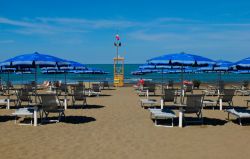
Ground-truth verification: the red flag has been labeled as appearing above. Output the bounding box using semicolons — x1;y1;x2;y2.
115;34;120;41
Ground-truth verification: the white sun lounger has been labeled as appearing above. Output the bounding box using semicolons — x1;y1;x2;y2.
225;109;250;126
149;108;176;127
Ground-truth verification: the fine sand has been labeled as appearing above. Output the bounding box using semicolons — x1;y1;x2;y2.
1;85;250;159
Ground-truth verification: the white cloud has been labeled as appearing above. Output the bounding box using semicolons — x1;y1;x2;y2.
0;40;14;44
0;17;138;35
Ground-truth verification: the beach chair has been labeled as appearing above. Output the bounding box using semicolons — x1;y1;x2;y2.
202;85;217;96
6;81;13;89
149;108;176;127
162;89;177;106
72;87;87;108
225;109;250;126
184;84;193;94
16;89;33;107
218;80;225;94
57;83;68;95
137;83;156;97
40;94;65;123
147;83;156;96
40;80;50;89
101;81;110;89
0;84;5;95
88;83;101;96
233;82;249;96
164;80;174;89
216;89;235;108
181;94;204;125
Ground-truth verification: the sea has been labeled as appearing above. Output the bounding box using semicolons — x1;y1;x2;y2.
0;64;250;85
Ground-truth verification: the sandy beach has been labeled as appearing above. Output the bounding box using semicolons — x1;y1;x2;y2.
1;85;250;159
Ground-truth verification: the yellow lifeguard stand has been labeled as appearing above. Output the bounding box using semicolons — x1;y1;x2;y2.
113;57;124;87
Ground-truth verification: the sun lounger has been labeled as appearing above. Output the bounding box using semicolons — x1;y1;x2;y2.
149;108;176;127
140;99;157;109
40;94;65;123
202;85;217;96
85;83;101;96
181;94;204;125
236;90;250;96
225;109;250;125
162;89;178;105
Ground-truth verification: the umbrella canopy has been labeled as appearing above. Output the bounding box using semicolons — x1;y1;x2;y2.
213;60;232;71
147;52;215;65
67;61;87;70
215;60;232;66
0;52;69;67
197;65;214;72
233;57;250;67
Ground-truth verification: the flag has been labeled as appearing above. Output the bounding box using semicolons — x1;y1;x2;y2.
115;34;120;41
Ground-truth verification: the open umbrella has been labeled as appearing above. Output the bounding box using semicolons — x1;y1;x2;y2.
0;52;69;102
214;60;233;71
147;52;215;101
233;57;250;72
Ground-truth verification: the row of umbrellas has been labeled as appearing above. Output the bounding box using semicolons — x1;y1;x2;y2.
0;52;108;95
130;52;250;97
132;52;250;75
0;52;107;74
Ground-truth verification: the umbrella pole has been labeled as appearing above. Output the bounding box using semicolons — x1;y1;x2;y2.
0;67;1;85
7;70;10;94
21;70;23;86
64;71;67;93
34;67;37;103
89;73;91;89
161;68;163;95
181;64;184;104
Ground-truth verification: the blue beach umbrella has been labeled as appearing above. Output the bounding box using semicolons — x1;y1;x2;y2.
147;52;215;66
214;60;233;71
0;52;69;67
68;61;87;70
233;57;250;68
197;65;214;72
0;52;70;101
147;52;216;97
232;57;250;74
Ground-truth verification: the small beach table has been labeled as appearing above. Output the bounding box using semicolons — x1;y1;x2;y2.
12;107;39;126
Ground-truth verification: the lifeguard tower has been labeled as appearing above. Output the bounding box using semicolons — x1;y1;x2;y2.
113;34;124;87
114;57;124;87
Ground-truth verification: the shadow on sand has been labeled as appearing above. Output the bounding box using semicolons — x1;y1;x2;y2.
68;104;105;109
41;116;96;125
154;117;227;127
0;115;16;122
63;116;96;124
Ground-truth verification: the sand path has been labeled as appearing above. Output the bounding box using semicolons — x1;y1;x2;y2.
0;87;250;159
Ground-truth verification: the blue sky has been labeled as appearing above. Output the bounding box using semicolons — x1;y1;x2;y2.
1;0;250;64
